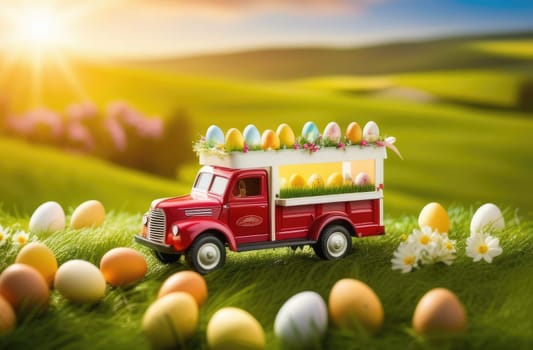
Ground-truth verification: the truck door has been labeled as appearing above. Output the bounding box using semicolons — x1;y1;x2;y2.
227;174;269;244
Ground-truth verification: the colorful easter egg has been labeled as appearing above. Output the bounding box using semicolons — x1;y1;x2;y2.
301;121;319;143
261;129;280;150
205;125;225;148
363;121;380;143
346;122;362;144
289;174;306;189
355;172;371;186
225;128;245;152
326;172;344;187
276;123;295;148
307;174;324;189
243;124;261;149
323;122;341;144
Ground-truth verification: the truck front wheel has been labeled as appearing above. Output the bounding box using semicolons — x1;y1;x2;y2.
186;234;226;274
314;224;352;260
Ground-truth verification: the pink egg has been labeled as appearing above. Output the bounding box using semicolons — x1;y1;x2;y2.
355;172;371;186
323;122;341;143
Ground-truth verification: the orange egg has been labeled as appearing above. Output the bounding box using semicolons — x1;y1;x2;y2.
158;271;208;306
0;296;16;335
261;129;280;150
0;264;49;316
346;122;362;144
413;288;467;335
100;247;148;287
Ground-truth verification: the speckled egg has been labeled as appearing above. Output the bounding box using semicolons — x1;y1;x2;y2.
206;125;225;148
142;292;198;349
276;123;296;148
158;271;208;307
243;124;261;149
274;291;328;348
207;307;265;350
0;264;49;315
355;172;371;186
418;202;450;234
70;200;105;229
362;121;380;143
413;288;467;336
470;203;505;234
100;247;147;287
29;201;65;233
301;121;319;143
15;242;58;287
329;278;384;335
55;260;106;304
323;122;341;144
0;296;16;335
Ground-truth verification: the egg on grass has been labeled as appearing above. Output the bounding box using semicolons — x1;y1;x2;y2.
70;200;106;229
354;172;371;186
243;125;261;149
288;174;306;189
470;203;505;234
15;242;58;287
0;264;49;316
100;247;147;287
0;296;16;335
326;172;344;187
207;307;265;350
323;122;341;144
301;121;319;143
418;202;450;234
29;201;65;233
307;174;324;189
54;260;106;304
158;271;208;307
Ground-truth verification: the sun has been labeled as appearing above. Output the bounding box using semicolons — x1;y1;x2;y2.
13;7;69;50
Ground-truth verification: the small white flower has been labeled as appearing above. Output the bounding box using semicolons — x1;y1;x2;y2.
434;234;457;266
12;230;30;247
409;226;440;250
392;242;419;273
466;232;502;263
0;225;9;247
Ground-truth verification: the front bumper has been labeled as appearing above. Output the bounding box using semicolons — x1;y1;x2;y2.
134;235;177;254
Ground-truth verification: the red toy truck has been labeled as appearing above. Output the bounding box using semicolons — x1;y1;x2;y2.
135;145;388;274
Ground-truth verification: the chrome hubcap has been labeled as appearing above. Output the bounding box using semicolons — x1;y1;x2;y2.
327;232;347;258
197;243;220;270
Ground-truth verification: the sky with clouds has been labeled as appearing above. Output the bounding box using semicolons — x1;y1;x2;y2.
1;0;533;58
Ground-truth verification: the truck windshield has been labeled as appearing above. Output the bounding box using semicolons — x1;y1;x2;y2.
194;172;213;191
210;176;228;196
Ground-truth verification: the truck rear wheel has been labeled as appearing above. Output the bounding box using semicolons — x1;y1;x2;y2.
153;251;181;263
314;224;352;260
186;234;226;274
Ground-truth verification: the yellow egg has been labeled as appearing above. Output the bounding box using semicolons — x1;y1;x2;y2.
55;260;106;304
142;292;198;349
158;271;208;307
307;174;324;189
346;122;362;144
288;174;306;189
70;200;105;229
15;242;58;287
418;202;450;234
276;123;295;148
261;129;280;150
0;264;49;316
329;278;384;335
413;288;467;336
207;307;265;350
326;172;344;187
0;296;16;335
225;128;245;152
100;247;147;287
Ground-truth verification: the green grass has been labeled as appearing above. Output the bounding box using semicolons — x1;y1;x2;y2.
0;206;532;349
280;184;376;199
471;39;533;59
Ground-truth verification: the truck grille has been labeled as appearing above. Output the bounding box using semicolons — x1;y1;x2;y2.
148;208;166;243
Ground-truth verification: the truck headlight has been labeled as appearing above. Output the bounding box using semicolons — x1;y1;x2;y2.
171;224;179;236
142;213;149;226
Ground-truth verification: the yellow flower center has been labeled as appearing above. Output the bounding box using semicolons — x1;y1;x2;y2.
478;244;488;254
403;256;415;266
420;235;430;245
16;235;27;245
445;242;454;250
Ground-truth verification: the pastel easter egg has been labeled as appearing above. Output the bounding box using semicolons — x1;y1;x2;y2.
363;121;380;143
323;122;341;144
0;264;49;316
413;288;467;336
346;122;363;144
274;291;328;348
289;174;306;189
29;201;65;233
225;128;245;152
301;121;319;143
355;172;371;186
276;123;295;148
470;203;505;234
158;271;208;307
70;200;105;229
100;247;147;287
54;260;106;304
307;174;324;189
207;307;265;350
206;125;225;148
15;242;58;287
142;292;198;349
243;124;261;149
261;129;280;150
326;172;344;187
418;202;450;234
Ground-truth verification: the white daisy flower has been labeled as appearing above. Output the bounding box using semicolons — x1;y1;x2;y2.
392;242;419;273
434;235;457;266
466;232;502;263
408;226;440;250
12;230;30;247
0;225;9;247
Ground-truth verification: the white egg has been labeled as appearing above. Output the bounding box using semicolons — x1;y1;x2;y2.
274;291;328;348
29;201;65;233
362;121;380;143
470;203;505;234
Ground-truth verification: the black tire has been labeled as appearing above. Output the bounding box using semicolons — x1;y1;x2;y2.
315;224;352;260
185;234;226;274
153;250;181;263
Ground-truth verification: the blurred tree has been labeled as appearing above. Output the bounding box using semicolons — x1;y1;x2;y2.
517;79;533;112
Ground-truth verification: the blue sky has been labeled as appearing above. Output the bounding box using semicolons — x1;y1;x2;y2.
1;0;532;58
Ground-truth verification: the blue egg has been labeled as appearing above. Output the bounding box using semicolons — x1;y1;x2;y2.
205;125;225;147
243;124;261;148
302;121;319;143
